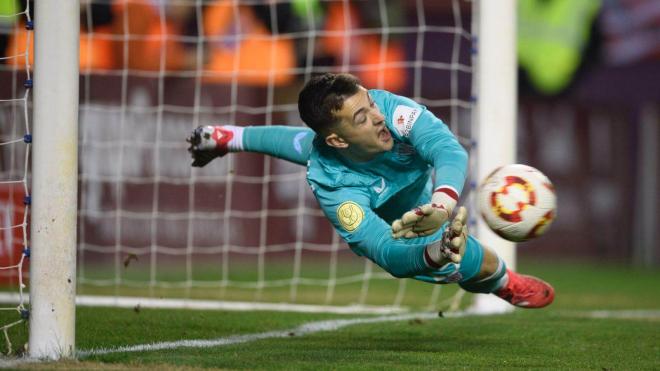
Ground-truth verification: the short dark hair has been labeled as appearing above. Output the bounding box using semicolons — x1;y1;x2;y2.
298;73;361;135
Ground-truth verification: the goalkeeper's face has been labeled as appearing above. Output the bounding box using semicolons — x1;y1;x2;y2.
326;87;393;160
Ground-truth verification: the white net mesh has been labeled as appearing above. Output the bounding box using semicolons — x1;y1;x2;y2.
0;0;31;354
75;0;475;310
1;0;476;315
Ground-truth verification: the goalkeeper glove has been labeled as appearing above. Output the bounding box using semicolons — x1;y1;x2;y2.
186;125;236;167
391;187;458;239
425;206;468;265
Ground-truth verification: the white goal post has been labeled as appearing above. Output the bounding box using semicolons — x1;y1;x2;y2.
470;0;517;314
28;0;79;359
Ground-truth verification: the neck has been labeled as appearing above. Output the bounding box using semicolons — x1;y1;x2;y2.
336;147;379;163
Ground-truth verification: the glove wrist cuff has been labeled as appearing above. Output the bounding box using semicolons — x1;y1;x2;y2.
213;125;244;152
431;186;458;212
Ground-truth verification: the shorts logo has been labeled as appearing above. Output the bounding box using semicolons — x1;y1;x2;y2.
392;105;420;137
337;201;364;232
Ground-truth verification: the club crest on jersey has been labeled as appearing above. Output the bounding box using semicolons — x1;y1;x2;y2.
337;201;364;232
392;105;420;137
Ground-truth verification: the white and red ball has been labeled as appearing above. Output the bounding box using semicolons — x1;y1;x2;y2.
478;164;556;242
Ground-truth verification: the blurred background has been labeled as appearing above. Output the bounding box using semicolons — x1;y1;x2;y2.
0;0;657;291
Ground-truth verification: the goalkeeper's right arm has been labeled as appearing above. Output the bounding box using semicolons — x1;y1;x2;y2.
186;125;315;167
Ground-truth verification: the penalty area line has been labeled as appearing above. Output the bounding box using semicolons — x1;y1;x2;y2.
77;311;459;358
76;309;660;357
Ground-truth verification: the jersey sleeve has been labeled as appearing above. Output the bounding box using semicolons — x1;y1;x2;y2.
243;126;315;166
376;90;468;196
311;185;447;278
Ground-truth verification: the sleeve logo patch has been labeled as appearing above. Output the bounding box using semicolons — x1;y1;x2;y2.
293;131;309;154
393;105;420;137
337;201;364;232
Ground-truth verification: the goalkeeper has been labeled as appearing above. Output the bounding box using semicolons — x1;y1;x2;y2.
187;73;554;308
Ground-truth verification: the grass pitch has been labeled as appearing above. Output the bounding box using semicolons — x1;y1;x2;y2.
2;260;659;370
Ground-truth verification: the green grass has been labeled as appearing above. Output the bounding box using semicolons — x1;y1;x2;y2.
76;258;461;308
2;260;659;370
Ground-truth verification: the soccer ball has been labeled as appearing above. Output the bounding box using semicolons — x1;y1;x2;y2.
477;164;556;242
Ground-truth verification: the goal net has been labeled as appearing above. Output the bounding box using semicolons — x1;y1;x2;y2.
0;0;515;319
79;0;478;312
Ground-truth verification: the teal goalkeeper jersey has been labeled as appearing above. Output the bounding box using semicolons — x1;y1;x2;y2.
306;89;468;276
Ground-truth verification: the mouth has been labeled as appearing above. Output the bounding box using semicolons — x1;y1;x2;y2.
379;126;392;142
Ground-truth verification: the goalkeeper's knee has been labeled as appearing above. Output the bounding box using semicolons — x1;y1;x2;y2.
459;255;507;294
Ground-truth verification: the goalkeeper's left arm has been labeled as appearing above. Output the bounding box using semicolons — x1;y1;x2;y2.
372;90;468;238
313;187;463;279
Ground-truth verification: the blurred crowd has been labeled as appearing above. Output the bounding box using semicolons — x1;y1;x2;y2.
0;0;409;92
0;0;658;96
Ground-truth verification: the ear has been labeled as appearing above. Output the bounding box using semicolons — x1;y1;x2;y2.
325;133;348;149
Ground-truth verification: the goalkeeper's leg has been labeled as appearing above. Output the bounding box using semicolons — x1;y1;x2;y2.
417;207;555;309
187;125;314;167
458;244;555;309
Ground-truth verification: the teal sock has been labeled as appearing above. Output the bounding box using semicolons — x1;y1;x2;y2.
243;126;315;166
459;257;508;294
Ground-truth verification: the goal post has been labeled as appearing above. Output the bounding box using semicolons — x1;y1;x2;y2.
29;0;79;359
470;0;517;313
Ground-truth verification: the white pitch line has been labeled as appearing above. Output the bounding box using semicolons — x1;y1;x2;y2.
77;312;450;358
77;308;660;357
564;309;660;320
2;308;658;365
0;292;407;315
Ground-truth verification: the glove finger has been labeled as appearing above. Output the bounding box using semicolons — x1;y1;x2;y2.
413;218;443;235
391;219;404;233
450;236;464;252
400;208;424;225
450;208;467;235
416;228;437;237
455;207;467;225
392;228;413;239
191;151;216;167
403;230;419;239
451;220;462;236
392;224;414;239
418;204;435;215
413;229;435;237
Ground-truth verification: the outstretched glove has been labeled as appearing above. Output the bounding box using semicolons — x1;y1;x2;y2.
426;206;468;265
391;187;458;239
186;125;234;167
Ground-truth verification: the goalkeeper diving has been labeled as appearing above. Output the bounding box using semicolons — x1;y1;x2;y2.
186;73;554;308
